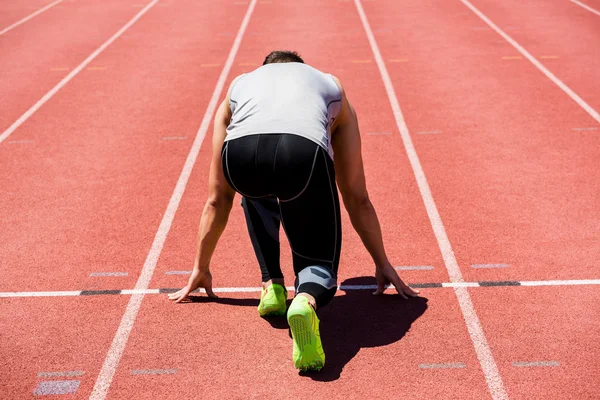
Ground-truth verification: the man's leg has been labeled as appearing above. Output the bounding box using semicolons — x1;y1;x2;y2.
279;147;341;310
241;196;284;285
278;146;341;371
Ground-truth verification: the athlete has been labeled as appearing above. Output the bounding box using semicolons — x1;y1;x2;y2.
168;50;419;371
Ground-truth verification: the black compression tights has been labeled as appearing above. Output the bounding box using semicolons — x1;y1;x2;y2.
222;133;341;308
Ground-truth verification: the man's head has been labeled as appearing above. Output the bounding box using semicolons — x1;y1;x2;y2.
263;50;304;65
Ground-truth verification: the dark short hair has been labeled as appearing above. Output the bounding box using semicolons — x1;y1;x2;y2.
263;50;304;65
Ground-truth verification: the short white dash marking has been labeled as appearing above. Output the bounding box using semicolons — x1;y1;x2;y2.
395;265;434;271
37;371;85;378
165;270;192;275
7;139;34;144
130;369;177;375
89;272;128;277
367;131;392;135
416;130;443;134
572;127;598;131
161;136;188;140
512;361;560;367
471;264;509;269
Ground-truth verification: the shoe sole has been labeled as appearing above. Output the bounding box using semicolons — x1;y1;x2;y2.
288;313;324;371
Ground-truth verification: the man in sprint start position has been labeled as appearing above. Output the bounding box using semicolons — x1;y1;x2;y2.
168;50;419;371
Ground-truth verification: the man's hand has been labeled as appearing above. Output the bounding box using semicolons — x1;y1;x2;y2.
167;268;217;303
374;263;420;299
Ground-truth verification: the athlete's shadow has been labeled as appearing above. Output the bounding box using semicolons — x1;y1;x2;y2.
305;276;428;381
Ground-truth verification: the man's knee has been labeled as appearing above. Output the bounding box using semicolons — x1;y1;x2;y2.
295;265;337;308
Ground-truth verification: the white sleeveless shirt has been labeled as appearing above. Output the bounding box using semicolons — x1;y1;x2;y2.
225;63;342;159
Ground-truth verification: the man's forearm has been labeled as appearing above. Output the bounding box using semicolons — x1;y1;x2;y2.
345;198;390;268
194;198;233;271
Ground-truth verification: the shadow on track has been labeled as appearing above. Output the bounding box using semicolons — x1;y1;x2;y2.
179;275;428;378
305;276;428;381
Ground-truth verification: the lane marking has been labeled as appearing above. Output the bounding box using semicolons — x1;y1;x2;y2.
161;136;188;140
419;362;466;369
462;0;600;125
87;66;107;71
351;59;372;63
572;127;598;131
471;263;509;269
200;63;221;67
34;380;80;395
0;0;65;36
501;56;522;60
0;290;81;297
539;55;559;59
50;67;70;71
389;58;409;63
354;1;507;398
238;62;258;66
89;272;129;277
0;0;162;145
89;1;257;399
3;279;600;298
367;131;392;135
130;369;177;375
395;265;434;271
81;289;122;296
164;270;192;275
37;371;85;378
7;139;35;144
512;361;560;367
570;0;600;16
417;130;442;134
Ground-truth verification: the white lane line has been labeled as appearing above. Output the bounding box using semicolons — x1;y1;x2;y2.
0;0;161;145
570;0;600;16
512;361;560;367
38;371;85;378
89;272;129;277
0;0;64;36
2;279;600;298
471;263;509;269
419;362;466;369
519;279;600;286
88;1;257;399
462;0;600;126
354;1;508;398
0;290;81;297
164;270;192;275
442;282;480;288
366;131;392;135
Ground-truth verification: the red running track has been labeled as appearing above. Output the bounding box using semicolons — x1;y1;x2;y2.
1;0;599;398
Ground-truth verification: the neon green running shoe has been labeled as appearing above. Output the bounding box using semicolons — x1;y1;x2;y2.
287;296;325;371
257;283;288;317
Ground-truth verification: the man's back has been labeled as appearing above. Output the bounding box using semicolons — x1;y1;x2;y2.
226;63;342;158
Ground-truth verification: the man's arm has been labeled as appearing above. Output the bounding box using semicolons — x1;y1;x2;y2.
330;77;419;298
168;97;236;302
